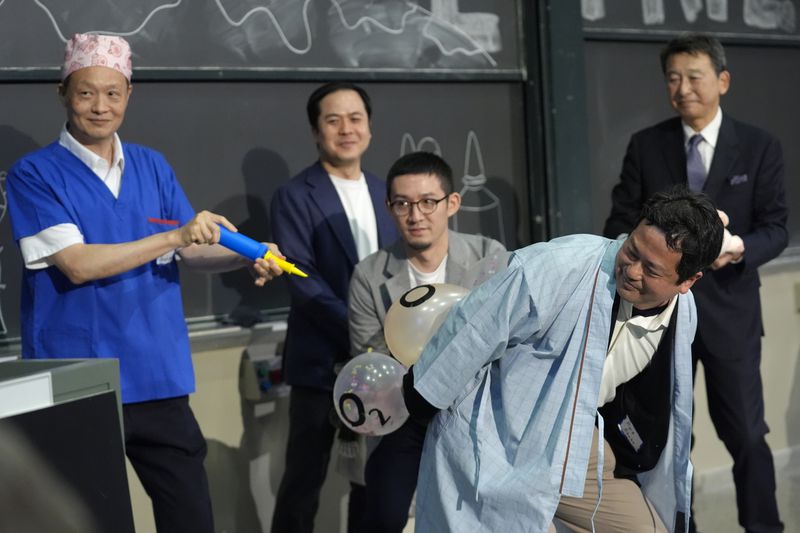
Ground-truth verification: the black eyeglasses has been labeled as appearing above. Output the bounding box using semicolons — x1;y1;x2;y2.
387;195;449;216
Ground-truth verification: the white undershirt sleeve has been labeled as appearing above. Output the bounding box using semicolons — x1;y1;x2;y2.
19;223;84;270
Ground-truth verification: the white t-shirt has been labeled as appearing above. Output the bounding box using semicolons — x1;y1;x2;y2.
329;173;379;261
408;256;448;288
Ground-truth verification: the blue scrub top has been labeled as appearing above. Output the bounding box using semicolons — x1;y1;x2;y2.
7;142;196;403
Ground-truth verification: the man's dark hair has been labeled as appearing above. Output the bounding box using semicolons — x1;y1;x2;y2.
660;33;727;75
386;151;455;198
637;187;724;283
306;82;371;131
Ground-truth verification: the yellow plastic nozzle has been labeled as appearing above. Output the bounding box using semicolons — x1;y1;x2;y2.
264;250;308;278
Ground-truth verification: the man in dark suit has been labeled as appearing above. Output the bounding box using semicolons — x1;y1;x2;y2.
604;33;787;533
270;82;399;533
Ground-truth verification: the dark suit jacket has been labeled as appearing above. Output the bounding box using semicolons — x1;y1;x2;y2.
271;162;399;390
604;114;788;358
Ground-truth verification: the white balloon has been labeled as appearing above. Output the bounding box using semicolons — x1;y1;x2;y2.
333;352;409;436
384;283;468;367
462;251;511;289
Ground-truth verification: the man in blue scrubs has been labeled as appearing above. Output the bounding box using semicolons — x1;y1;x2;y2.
6;34;283;533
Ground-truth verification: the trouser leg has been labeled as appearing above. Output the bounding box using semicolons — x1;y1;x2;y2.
123;396;214;533
555;428;667;533
347;482;367;533
362;418;427;533
695;337;783;533
270;386;337;533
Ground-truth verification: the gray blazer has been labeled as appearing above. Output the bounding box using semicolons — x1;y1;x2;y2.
348;230;507;356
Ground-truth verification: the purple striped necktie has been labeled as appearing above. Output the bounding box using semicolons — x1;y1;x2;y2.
686;134;707;192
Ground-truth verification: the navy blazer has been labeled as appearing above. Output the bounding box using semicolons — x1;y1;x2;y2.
271;162;399;390
604;114;788;357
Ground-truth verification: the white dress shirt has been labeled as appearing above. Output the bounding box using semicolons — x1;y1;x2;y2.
598;295;678;406
682;106;722;174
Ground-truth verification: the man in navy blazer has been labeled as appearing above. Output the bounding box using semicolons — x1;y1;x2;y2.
270;82;399;533
604;34;787;533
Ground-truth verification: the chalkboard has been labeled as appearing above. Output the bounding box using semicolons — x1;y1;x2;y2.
584;40;799;246
0;81;528;341
0;0;521;79
582;0;800;43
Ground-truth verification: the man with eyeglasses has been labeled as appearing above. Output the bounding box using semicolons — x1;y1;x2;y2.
348;151;506;532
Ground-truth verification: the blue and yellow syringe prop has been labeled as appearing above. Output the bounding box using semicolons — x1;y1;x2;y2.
217;225;308;278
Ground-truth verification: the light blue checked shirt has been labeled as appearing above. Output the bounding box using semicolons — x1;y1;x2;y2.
413;234;694;533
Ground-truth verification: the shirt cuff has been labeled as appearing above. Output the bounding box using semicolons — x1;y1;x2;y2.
727;235;745;264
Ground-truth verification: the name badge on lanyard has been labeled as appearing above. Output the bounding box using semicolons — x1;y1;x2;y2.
618;415;644;452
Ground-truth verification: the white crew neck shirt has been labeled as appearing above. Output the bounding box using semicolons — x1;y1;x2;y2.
328;173;379;261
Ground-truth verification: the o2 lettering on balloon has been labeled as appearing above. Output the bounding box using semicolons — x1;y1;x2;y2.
338;392;366;427
369;408;391;426
399;284;435;308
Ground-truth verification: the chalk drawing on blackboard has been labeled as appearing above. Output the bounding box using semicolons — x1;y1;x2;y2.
0;171;8;336
396;131;505;245
430;0;501;53
681;0;704;23
707;0;729;22
32;0;182;41
583;0;796;31
452;131;506;246
215;0;498;67
327;0;498;68
582;0;670;25
642;0;666;25
582;0;606;22
22;0;500;69
745;0;796;32
400;133;442;156
213;0;314;55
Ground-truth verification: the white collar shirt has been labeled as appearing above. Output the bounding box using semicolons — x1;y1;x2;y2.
598;295;678;406
59;124;125;198
682;106;722;174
